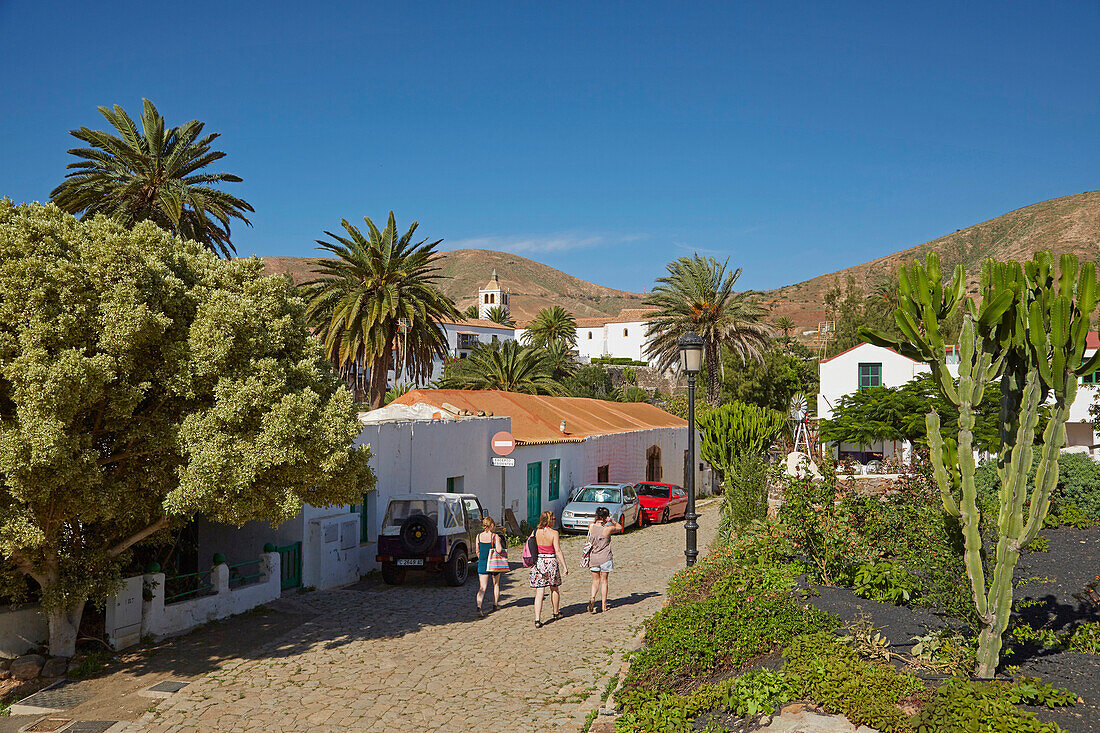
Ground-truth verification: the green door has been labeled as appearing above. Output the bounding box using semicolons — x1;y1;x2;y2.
526;461;543;528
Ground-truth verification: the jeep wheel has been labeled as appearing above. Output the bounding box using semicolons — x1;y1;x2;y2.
444;547;469;586
400;514;437;554
381;563;406;585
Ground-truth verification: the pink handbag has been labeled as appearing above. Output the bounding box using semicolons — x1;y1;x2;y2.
486;547;509;573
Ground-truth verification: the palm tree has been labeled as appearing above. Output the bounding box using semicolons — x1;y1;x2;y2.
463;305;480;319
523;306;577;348
644;254;773;404
50;99;253;257
774;316;795;338
303;212;461;409
483;305;515;327
441;340;563;394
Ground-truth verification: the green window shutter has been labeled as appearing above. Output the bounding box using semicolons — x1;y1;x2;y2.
858;363;882;390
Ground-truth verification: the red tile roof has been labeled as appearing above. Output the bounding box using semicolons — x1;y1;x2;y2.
390;389;686;444
438;318;517;330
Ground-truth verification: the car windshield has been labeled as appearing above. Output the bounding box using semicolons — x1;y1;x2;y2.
383;500;435;529
575;487;622;504
635;485;670;499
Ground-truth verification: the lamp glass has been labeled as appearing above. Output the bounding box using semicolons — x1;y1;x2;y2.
679;334;703;374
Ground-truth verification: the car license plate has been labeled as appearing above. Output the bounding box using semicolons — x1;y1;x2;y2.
396;559;423;567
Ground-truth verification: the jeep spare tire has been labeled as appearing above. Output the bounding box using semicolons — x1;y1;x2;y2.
400;514;437;554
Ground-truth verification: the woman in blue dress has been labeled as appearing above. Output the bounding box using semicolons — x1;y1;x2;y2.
476;516;506;616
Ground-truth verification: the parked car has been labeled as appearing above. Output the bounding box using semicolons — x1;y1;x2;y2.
375;493;485;586
634;482;688;524
560;483;641;533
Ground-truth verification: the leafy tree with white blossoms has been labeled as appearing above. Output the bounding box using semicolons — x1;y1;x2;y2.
0;202;374;656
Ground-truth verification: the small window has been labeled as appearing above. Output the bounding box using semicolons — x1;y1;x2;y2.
1082;370;1100;385
588;332;593;339
623;328;628;337
446;475;464;493
443;498;462;529
858;363;882;390
484;294;489;303
489;293;495;304
549;459;560;501
597;465;609;483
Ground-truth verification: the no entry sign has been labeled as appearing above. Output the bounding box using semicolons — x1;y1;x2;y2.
491;431;515;456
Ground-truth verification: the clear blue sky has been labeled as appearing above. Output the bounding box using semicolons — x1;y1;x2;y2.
1;1;1097;292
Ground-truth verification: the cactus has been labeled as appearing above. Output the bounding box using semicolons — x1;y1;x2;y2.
697;401;787;477
861;251;1099;678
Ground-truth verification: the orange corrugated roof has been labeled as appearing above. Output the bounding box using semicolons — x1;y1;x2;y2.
390;389;686;444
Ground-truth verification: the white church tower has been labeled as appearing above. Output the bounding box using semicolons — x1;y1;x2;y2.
478;269;510;320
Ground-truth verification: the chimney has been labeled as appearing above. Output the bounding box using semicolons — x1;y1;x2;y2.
559;420;567;433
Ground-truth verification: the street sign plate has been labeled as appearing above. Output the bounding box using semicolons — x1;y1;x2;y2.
491;431;515;456
491;457;515;467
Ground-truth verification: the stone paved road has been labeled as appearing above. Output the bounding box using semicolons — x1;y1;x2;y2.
138;501;718;733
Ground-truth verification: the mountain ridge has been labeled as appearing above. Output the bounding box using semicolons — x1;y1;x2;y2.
260;191;1100;329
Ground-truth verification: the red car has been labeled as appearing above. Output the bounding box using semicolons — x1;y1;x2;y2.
634;482;688;525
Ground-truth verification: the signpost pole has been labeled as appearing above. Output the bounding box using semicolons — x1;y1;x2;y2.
500;466;506;526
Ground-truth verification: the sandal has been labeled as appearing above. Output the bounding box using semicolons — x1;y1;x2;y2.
535;620;543;629
477;607;484;618
552;612;563;620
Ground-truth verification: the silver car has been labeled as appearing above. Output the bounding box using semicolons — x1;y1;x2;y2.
560;483;641;533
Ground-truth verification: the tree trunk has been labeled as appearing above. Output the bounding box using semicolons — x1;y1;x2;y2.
704;340;720;405
47;601;85;658
368;338;395;410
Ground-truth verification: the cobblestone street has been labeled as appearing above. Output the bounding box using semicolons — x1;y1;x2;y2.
138;501;718;732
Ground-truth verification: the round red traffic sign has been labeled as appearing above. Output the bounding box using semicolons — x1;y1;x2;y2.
491;431;515;456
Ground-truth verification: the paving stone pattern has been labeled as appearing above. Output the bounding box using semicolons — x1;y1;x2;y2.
139;502;719;733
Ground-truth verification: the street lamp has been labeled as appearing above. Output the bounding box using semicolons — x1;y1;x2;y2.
678;331;704;567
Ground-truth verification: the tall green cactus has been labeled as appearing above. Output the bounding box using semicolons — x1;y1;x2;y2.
861;251;1099;678
697;401;787;477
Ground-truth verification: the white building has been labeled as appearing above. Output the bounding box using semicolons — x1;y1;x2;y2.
818;339;1100;462
478;269;510;320
573;308;658;363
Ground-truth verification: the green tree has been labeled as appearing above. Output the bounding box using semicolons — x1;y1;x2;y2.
773;316;795;337
463;305;480;319
483;305;515;327
441;340;563;394
50;99;253;258
522;306;577;348
644;254;773;404
721;340;819;413
563;363;617;399
0;203;373;656
303;213;460;409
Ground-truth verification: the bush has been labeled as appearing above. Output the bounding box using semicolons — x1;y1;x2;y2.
914;677;1075;733
1050;452;1100;521
719;453;769;537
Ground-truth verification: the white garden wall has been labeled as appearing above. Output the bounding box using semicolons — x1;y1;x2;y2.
0;604;47;658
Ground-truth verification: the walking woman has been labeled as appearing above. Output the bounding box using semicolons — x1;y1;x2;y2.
529;510;568;627
587;507;622;613
476;516;507;617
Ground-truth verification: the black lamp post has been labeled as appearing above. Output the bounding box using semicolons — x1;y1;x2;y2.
678;331;704;567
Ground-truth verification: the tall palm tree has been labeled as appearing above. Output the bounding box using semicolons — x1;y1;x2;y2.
50;99;253;258
774;316;795;338
463;305;480;319
523;306;577;348
441;340;563;395
303;212;461;409
483;305;515;327
644;254;773;404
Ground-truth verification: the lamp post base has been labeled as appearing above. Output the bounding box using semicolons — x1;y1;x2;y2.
684;512;698;566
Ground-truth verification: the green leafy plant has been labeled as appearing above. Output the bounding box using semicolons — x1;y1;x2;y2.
910;629;976;676
914;677;1075;732
853;560;913;604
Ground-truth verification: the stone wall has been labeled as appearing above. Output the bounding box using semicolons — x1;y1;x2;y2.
0;604;47;658
767;474;903;516
604;365;686;395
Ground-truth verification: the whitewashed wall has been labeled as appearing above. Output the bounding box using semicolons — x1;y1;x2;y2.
603;321;650;363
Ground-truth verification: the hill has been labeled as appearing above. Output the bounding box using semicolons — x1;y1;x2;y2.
261;249;648;323
759;191;1100;332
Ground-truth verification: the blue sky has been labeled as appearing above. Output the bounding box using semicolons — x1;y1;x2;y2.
1;1;1097;292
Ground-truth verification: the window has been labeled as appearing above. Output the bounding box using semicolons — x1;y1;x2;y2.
549;459;560;501
588;332;593;339
858;363;882;390
484;294;489;303
489;293;495;304
443;498;462;529
446;475;464;493
623;328;628;337
1082;370;1100;385
457;333;479;350
597;464;609;483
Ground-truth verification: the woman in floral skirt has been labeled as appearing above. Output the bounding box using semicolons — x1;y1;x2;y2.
529;510;568;627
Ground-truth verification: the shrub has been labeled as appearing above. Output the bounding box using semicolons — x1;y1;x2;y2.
719;453;769;536
914;677;1075;733
1054;452;1100;520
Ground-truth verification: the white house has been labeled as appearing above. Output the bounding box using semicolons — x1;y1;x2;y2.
573;308;659;363
818;339;1100;462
